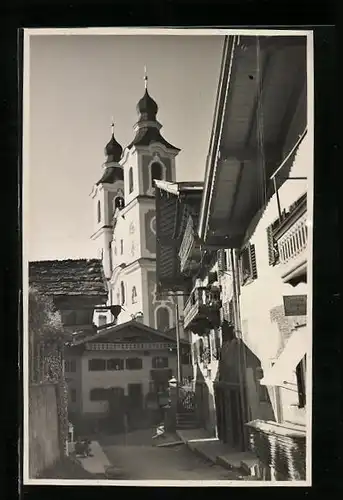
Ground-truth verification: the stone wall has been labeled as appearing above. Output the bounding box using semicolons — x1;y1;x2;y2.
29;383;61;478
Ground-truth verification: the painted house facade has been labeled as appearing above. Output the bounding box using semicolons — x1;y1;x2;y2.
65;320;191;433
197;35;310;480
155;34;311;481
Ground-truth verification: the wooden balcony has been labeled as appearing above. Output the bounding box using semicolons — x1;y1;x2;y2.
183;286;222;334
274;194;308;285
179;215;201;275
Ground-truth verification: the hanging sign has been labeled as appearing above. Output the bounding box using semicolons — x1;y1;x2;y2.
283;295;307;316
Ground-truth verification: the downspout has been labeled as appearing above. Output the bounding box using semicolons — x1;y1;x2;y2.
230;249;249;450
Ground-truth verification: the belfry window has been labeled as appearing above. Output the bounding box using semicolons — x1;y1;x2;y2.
129;167;134;194
132;286;137;304
151;162;162;188
113;196;124;212
97;200;101;223
120;281;125;305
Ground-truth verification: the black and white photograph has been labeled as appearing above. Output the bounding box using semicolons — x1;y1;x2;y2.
23;28;313;486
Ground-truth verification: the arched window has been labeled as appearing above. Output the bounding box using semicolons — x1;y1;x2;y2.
156;306;170;332
97;200;101;223
113;196;124;213
120;281;125;305
132;286;137;304
129;167;134;194
151;162;162;188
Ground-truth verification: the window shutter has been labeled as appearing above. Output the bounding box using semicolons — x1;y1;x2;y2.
266;225;275;266
250;243;258;280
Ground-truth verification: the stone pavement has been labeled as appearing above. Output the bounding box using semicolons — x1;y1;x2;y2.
176;428;259;478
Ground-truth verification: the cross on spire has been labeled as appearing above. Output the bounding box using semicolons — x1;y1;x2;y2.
111;116;114;135
144;65;148;89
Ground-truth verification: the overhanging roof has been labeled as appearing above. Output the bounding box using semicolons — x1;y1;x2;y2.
198;34;308;248
69;319;189;347
155;182;203;292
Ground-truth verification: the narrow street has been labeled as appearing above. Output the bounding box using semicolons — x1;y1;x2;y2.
99;429;242;481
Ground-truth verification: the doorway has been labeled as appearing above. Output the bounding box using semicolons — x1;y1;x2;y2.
127;383;143;429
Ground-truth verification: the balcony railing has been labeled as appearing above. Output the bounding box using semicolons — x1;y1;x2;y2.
274;195;307;284
179;215;201;275
184;286;222;334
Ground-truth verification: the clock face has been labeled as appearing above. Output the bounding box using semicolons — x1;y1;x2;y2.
150;216;156;235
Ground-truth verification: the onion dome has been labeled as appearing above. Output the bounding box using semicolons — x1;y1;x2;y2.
136;89;158;122
104;131;123;163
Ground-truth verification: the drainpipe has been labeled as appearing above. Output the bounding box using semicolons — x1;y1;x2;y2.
230;249;249;450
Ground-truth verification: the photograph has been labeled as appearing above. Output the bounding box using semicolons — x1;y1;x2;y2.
23;27;313;486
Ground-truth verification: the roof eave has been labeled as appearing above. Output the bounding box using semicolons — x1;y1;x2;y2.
198;35;237;242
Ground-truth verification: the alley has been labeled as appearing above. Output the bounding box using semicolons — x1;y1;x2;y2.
100;429;242;481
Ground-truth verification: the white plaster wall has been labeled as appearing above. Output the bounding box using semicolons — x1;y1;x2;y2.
239;135;310;422
81;350;178;414
239;134;310;365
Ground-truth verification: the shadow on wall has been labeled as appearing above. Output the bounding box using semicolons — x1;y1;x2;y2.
29;383;61;478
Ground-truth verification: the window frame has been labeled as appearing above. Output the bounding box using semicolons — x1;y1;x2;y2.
152;356;169;369
240;243;258;285
106;358;124;371
88;358;106;372
125;357;143;370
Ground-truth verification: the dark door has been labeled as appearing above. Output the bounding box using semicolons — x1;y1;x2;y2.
128;383;143;409
107;387;125;433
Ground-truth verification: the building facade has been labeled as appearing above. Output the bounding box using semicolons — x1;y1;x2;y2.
197;34;309;480
65;320;191;433
90;81;186;337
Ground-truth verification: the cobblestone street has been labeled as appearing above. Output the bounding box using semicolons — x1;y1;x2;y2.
100;429;242;481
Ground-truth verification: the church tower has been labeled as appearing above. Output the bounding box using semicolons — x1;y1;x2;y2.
90;123;124;281
109;71;181;330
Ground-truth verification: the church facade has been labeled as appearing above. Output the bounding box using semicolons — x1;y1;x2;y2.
90;80;185;336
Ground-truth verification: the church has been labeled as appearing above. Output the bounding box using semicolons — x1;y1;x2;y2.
90;74;186;335
63;76;192;434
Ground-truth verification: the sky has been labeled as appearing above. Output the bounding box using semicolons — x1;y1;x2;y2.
27;32;224;261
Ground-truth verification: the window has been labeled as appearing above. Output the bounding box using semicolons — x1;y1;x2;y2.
114;196;124;212
132;286;137;304
70;389;76;403
97;200;101;223
107;358;124;371
129;167;134;194
156;306;170;332
217;249;231;274
64;359;76;373
181;351;191;365
240;243;258;285
120;281;125;305
296;355;306;408
151;162;162;188
228;300;234;324
98;315;107;327
152;356;169;369
120;239;124;255
126;358;143;370
89;388;108;401
88;359;106;371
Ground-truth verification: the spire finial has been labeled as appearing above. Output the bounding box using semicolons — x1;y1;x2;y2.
144;65;148;90
111;116;114;136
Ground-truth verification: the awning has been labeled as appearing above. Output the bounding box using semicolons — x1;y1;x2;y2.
260;325;309;386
